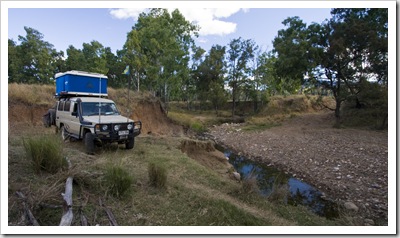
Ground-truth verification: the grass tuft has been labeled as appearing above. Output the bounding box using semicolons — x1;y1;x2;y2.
268;184;289;204
23;135;67;174
242;171;259;194
148;161;167;188
104;164;134;198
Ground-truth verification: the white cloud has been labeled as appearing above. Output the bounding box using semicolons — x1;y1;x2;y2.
177;8;246;36
197;38;208;44
109;8;247;37
109;8;147;20
197;19;237;36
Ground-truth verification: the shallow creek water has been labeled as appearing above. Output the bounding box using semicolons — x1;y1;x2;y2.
222;148;339;219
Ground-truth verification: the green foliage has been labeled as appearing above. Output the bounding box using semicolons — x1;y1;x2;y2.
104;164;134;198
8;8;388;130
312;8;388;119
148;161;167;188
190;122;206;133
227;37;258;116
273;17;314;93
123;8;199;101
341;81;388;129
23;135;66;174
208;81;228;116
65;41;111;75
8;27;65;84
242;122;281;131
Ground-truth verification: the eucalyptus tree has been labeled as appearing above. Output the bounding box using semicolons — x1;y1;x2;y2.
65;45;86;71
193;44;227;113
8;39;22;83
66;41;109;75
183;46;206;109
226;37;258;116
8;26;64;84
81;41;108;74
123;8;199;107
272;17;318;94
311;8;388;120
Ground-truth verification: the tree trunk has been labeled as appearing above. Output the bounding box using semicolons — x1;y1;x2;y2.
232;83;236;117
334;97;341;119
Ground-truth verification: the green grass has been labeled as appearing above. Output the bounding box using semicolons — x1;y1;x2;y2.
23;134;67;174
10;126;346;227
148;161;167;188
242;122;281;131
104;164;134;198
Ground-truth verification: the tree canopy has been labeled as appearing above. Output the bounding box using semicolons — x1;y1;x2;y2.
8;8;388;123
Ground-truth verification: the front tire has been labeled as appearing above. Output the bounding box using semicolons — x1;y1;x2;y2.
125;138;135;150
85;132;95;154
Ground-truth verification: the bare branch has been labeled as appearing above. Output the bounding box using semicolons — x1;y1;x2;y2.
15;191;40;226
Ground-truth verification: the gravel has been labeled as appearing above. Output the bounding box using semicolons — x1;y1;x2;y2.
208;112;388;225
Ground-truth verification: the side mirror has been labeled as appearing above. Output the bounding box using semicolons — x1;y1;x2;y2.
71;112;78;117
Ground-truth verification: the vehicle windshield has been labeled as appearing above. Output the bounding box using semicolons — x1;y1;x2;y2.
81;102;120;116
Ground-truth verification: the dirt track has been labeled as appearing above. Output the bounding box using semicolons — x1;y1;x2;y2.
208;111;388;225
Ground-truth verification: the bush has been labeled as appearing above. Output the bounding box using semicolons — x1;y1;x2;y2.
190;122;206;133
104;165;133;198
148;161;167;188
242;172;259;194
268;184;289;204
23;135;66;174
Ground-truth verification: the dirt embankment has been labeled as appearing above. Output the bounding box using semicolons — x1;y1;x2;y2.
8;85;183;136
208;111;388;225
180;139;234;180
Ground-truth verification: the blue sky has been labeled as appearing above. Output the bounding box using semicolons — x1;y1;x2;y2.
7;7;332;55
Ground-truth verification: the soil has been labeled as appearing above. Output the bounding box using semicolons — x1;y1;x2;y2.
8;96;184;137
180;139;234;180
207;111;388;225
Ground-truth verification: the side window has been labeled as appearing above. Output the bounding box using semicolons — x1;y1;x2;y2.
58;101;64;111
72;102;77;113
64;101;71;111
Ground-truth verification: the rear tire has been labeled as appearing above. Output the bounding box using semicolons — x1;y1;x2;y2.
85;132;95;154
60;126;67;141
125;138;135;150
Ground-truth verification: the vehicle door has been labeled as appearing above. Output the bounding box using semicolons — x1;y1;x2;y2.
69;101;82;137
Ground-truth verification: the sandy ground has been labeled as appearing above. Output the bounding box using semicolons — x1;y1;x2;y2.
207;111;388;225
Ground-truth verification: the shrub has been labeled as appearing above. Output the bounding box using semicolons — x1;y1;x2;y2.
242;172;259;194
104;165;133;198
148;161;167;188
190;122;205;133
23;135;66;174
268;184;289;204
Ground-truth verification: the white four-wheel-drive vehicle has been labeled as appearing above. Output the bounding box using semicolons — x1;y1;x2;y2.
43;70;141;154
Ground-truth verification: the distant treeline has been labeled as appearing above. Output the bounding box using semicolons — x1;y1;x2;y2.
8;8;387;119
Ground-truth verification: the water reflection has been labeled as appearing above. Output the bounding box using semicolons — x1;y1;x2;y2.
224;149;339;219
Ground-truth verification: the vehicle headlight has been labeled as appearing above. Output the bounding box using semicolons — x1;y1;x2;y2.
114;124;120;131
127;124;133;130
102;125;108;131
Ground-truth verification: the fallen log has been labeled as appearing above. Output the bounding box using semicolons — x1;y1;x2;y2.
59;177;73;226
15;191;40;226
99;198;118;226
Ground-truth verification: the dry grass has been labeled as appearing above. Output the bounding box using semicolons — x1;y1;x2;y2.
8;84;343;227
8;83;55;106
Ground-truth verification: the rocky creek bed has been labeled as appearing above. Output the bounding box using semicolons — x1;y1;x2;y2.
206;111;388;226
